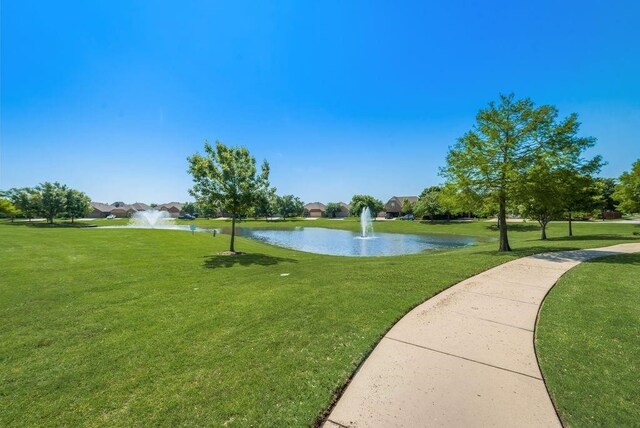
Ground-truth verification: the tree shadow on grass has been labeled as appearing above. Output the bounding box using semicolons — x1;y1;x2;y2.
202;253;299;269
582;253;640;266
1;220;96;228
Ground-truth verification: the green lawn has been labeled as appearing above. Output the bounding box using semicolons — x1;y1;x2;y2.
1;219;638;426
536;253;640;427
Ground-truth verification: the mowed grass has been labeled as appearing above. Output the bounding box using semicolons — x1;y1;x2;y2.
1;219;638;426
536;253;640;427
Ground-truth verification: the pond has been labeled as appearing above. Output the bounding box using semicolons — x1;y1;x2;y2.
233;227;476;257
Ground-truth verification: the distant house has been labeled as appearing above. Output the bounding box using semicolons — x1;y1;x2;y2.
88;201;179;218
384;196;418;218
88;202;114;218
304;202;326;218
159;202;184;218
110;206;137;218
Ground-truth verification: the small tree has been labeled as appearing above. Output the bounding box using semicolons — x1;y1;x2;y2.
182;202;198;216
38;182;68;224
5;187;40;221
612;159;640;214
401;198;414;215
0;198;21;221
188;141;270;253
559;171;598;236
518;164;564;239
414;186;442;220
254;187;277;220
349;195;383;218
276;195;304;219
325;202;342;218
65;189;90;223
593;178;618;220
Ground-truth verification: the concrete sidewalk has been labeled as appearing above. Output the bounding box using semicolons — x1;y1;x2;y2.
324;243;640;427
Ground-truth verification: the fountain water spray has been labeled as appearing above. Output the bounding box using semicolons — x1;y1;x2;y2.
360;207;374;238
129;209;173;228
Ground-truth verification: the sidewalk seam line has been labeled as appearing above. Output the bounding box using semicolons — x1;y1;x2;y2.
384;336;543;381
448;310;534;332
460;290;539;305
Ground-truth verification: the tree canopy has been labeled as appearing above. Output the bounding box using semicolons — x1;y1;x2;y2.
253;187;277;220
188;141;270;253
276;195;304;219
348;195;383;218
0;198;20;220
65;189;91;223
612;159;640;214
414;187;442;220
593;178;618;219
325;202;342;218
442;93;599;250
39;182;68;224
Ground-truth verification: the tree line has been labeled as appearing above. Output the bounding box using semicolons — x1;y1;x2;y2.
438;93;639;251
0;182;91;223
185;95;639;254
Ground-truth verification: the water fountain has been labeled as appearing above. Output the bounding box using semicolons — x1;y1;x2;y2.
129;209;173;228
360;207;374;238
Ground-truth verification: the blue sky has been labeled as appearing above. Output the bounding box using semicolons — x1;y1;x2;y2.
2;1;639;204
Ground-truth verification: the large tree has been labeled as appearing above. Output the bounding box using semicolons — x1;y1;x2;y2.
612;159;640;214
442;94;597;251
348;195;384;218
188;141;270;253
65;189;91;223
38;182;68;224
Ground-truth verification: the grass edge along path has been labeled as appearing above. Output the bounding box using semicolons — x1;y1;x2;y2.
536;252;640;427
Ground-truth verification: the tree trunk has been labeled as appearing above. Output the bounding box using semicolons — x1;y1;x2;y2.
498;197;511;251
540;219;548;240
71;216;75;224
568;212;573;236
230;213;236;253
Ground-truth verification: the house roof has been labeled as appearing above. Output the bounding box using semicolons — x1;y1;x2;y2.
304;202;326;211
90;202;114;213
159;202;183;210
110;206;135;213
385;196;418;211
394;196;418;203
131;202;151;210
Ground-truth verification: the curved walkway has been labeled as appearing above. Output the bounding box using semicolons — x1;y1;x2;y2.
324;243;640;427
